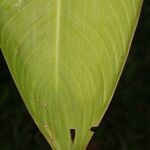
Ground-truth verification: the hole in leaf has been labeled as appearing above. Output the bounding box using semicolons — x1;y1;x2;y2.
90;127;98;133
70;129;75;142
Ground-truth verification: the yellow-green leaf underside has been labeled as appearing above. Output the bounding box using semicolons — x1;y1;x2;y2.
0;0;143;150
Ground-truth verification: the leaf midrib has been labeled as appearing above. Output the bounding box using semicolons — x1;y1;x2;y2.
55;0;61;90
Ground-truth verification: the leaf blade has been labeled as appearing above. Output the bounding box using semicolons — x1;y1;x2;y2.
0;0;143;149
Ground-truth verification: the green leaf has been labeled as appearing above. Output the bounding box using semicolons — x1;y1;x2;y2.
0;0;143;149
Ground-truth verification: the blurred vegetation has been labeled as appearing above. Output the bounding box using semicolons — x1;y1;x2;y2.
0;1;149;150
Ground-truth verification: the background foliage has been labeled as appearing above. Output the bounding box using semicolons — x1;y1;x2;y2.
0;1;149;150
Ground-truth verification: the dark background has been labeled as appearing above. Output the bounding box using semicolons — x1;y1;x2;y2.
0;1;149;150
